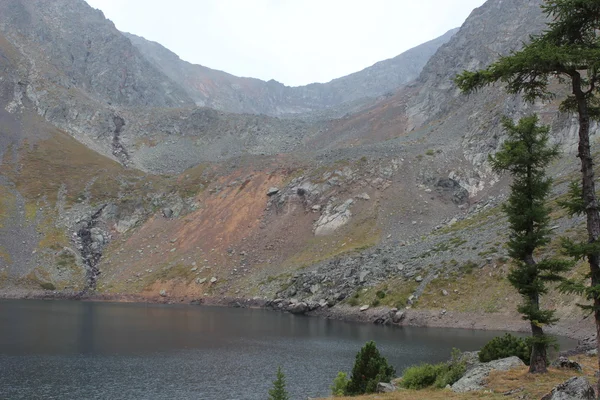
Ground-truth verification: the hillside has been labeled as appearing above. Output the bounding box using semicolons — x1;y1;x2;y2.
0;0;596;338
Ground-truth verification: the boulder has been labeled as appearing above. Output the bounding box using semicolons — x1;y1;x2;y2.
359;270;370;283
288;302;308;314
392;311;405;323
359;305;370;312
356;193;371;201
210;277;217;284
551;357;583;372
541;377;595;400
451;356;525;393
162;208;173;218
267;187;280;196
159;289;167;297
376;382;395;393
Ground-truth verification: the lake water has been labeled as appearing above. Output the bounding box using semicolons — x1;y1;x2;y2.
0;299;576;399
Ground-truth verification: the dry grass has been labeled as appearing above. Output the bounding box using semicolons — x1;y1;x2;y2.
417;263;516;313
486;355;597;399
0;185;16;229
347;278;418;309
284;214;380;270
319;389;504;399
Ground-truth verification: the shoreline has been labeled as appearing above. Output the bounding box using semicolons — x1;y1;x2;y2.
1;289;595;345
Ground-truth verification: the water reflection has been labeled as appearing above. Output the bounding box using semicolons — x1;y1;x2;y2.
0;299;578;400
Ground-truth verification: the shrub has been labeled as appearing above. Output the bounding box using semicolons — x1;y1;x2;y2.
40;282;56;291
346;341;396;395
268;367;290;400
347;296;359;307
371;299;380;307
478;333;531;365
330;372;349;396
401;363;446;389
375;290;386;299
401;349;465;390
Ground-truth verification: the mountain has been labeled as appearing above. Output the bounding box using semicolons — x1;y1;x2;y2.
125;29;458;115
0;0;193;108
0;0;593;332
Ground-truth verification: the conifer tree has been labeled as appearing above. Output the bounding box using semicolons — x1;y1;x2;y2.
489;115;571;373
268;367;290;400
346;341;395;395
455;0;600;385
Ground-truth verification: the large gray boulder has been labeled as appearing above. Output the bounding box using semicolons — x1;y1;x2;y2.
451;356;524;393
287;302;308;315
541;377;595;400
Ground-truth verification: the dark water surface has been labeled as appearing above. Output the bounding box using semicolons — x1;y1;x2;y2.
0;299;576;399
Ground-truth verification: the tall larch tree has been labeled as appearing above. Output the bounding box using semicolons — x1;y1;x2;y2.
490;115;570;373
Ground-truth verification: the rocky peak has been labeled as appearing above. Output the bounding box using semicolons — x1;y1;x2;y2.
406;0;547;129
0;0;193;108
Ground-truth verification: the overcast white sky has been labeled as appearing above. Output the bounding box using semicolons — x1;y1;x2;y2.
84;0;486;87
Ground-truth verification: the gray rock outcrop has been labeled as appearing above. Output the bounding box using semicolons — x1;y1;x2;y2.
541;377;595;400
451;356;525;393
314;199;353;236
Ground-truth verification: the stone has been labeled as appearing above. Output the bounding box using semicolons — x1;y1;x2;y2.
191;267;198;272
586;349;598;357
359;305;370;311
162;208;173;218
442;289;449;296
196;278;207;284
392;311;405;323
415;275;423;282
288;302;308;314
359;270;370;283
356;193;371;201
267;187;280;196
551;357;583;372
376;382;395;393
541;377;595;400
452;356;525;393
210;277;217;284
159;289;167;297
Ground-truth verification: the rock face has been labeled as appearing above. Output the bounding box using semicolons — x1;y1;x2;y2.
0;0;192;108
451;356;525;393
125;29;458;116
541;377;595;400
314;199;354;236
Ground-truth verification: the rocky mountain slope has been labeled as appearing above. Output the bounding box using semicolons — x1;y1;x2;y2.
125;29;458;116
0;0;595;331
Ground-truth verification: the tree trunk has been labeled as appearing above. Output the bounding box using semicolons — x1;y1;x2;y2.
573;74;600;398
529;322;548;373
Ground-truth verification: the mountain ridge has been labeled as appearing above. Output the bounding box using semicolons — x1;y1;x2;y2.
125;28;458;116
